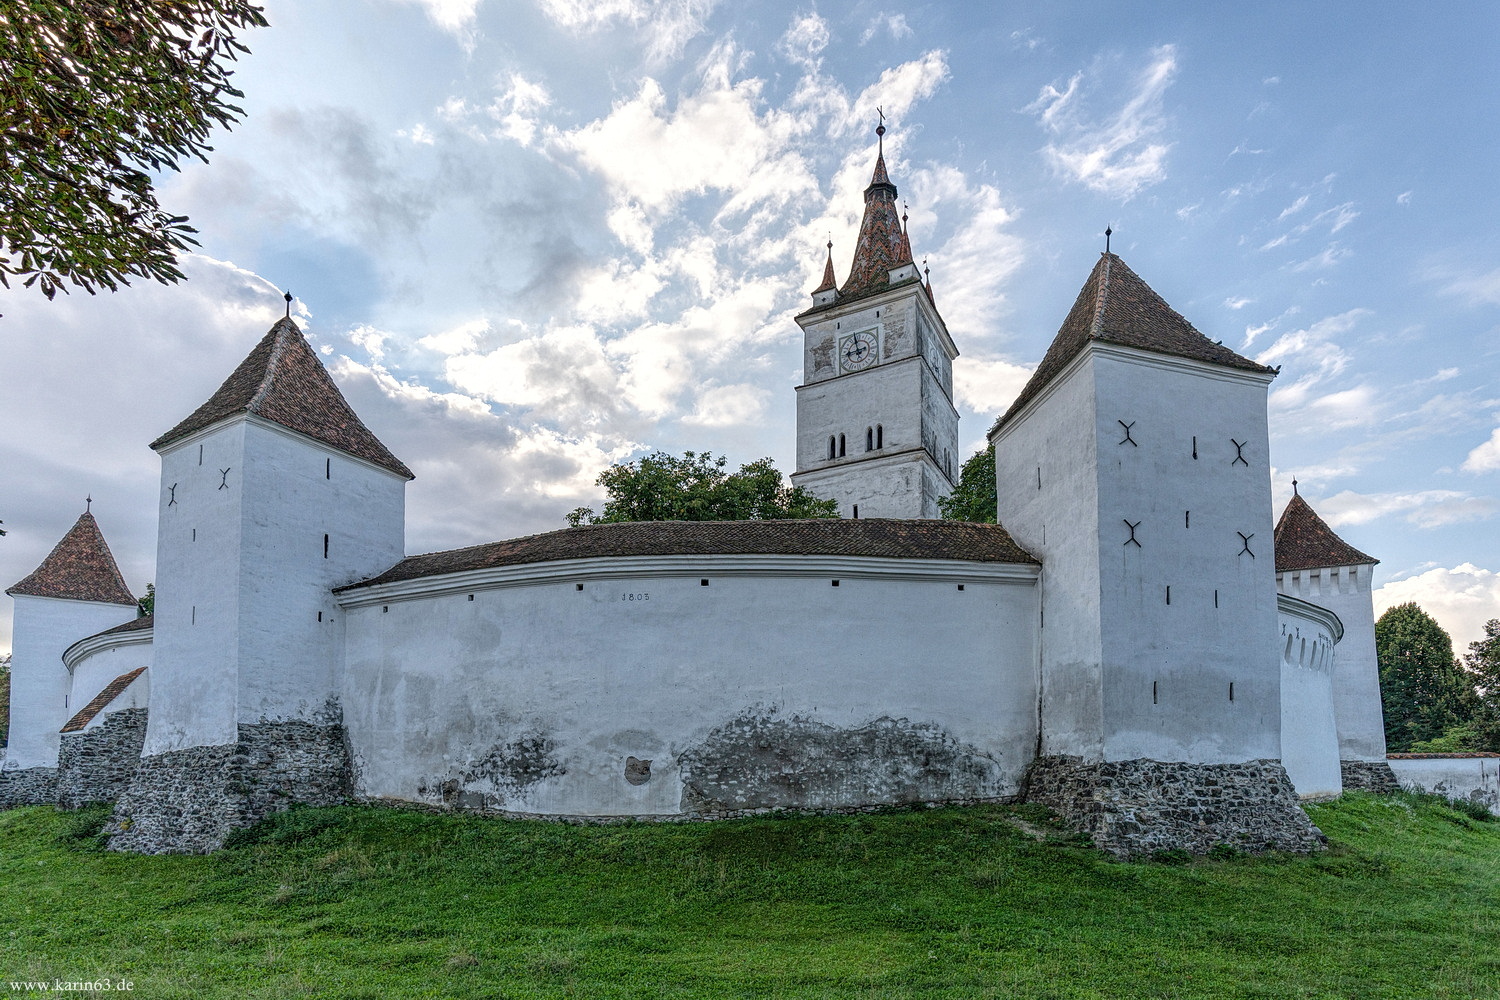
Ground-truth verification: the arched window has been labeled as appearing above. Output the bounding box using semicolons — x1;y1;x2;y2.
876;424;883;449
828;436;836;460
865;427;874;451
839;434;846;457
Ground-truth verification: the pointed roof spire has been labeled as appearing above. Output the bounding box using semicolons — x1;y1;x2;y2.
151;317;414;479
1274;491;1378;573
923;257;934;306
7;510;136;605
839;115;916;301
992;252;1277;433
812;237;838;295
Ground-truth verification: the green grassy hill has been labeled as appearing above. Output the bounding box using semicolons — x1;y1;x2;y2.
2;794;1497;998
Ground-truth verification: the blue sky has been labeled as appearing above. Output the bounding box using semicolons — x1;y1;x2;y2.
3;1;1498;654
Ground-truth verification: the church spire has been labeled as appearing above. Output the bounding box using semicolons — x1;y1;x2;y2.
812;238;837;295
838;115;917;301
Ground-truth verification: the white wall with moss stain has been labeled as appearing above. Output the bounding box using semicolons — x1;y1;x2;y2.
1389;755;1500;813
338;554;1039;817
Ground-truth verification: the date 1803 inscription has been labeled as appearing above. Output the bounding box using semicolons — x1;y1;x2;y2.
622;592;649;602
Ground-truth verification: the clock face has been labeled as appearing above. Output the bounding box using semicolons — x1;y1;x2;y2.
840;330;878;372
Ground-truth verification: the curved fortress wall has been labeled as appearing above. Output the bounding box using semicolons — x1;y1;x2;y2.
338;553;1040;817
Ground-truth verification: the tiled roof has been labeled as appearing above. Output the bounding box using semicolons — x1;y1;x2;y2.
992;253;1276;434
60;666;147;734
150;318;414;479
1274;493;1377;572
79;614;154;644
6;512;136;605
339;518;1038;591
836;143;914;303
812;243;837;294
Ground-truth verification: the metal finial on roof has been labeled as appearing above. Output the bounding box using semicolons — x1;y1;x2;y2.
1292;477;1299;496
85;494;92;513
283;291;293;318
1105;226;1112;254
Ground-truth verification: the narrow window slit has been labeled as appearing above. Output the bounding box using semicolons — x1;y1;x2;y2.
1166;586;1171;605
1152;681;1158;705
1229;682;1235;702
323;534;329;559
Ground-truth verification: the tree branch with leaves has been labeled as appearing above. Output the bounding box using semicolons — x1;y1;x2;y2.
0;1;268;301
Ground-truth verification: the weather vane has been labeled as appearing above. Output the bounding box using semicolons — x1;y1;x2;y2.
284;291;293;318
1105;226;1112;253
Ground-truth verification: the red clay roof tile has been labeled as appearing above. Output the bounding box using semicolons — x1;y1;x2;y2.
6;512;136;605
60;666;147;734
1274;492;1377;573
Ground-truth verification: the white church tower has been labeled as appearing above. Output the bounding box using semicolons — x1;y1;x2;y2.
991;251;1322;854
111;314;412;851
792;123;959;518
2;509;139;805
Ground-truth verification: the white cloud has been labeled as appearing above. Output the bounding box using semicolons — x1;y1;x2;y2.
1397;190;1413;205
1290;243;1351;271
398;123;437;145
1027;45;1177;199
1375;563;1500;653
417;317;490;355
1277;194;1309;220
488;72;552;146
388;0;482;36
681;383;770;427
1224;296;1253;310
1317;489;1499;529
1463;427;1500;474
778;12;829;68
1440;266;1500;307
860;13;912;44
536;0;718;63
954;356;1032;416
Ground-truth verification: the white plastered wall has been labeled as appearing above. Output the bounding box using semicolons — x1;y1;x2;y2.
68;635;153;729
991;355;1104;758
1278;564;1385;761
1091;348;1281;764
6;595;137;767
1276;595;1342;798
146;417;405;755
339;558;1038;816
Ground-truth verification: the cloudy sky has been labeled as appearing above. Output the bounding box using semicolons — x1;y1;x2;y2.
3;2;1498;655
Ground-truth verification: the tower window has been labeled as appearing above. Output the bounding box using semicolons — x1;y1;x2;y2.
839;434;846;457
326;458;331;480
852;504;859;519
828;436;836;460
865;427;874;451
323;533;329;559
198;444;203;466
876;424;883;448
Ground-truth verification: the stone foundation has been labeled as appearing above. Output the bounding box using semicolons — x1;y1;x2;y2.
1339;759;1399;795
57;709;149;809
0;765;59;808
107;719;352;854
1023;756;1326;857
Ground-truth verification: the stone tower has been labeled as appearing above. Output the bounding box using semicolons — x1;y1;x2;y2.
1274;488;1396;791
2;509;138;806
792;124;959;519
110;316;412;852
990;252;1323;854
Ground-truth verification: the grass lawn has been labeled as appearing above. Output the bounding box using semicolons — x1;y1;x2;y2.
1;792;1497;998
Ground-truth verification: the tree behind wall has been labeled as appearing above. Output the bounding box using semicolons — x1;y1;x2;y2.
0;653;9;748
1376;602;1475;751
1465;619;1500;751
937;446;997;523
566;452;839;525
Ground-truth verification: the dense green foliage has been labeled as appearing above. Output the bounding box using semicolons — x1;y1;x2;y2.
938;445;997;523
0;1;267;300
1377;602;1475;751
137;582;154;617
567;451;838;526
2;794;1499;997
1464;619;1500;750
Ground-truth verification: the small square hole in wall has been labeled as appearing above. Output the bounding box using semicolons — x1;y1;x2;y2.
957;584;965;591
700;579;709;587
831;580;840;587
382;605;389;613
576;583;584;592
468;594;475;601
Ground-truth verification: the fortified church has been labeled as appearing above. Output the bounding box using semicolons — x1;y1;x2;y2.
1;127;1397;855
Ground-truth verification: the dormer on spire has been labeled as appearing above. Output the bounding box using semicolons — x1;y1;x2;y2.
810;238;838;307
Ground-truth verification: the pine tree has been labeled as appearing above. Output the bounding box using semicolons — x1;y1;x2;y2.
1376;602;1475;751
1464;619;1500;751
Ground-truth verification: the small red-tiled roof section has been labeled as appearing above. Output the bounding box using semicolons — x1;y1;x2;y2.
992;253;1277;434
6;512;136;605
60;666;147;734
150;317;413;480
836;126;916;304
76;613;153;645
338;518;1038;591
1274;492;1378;573
812;241;837;295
